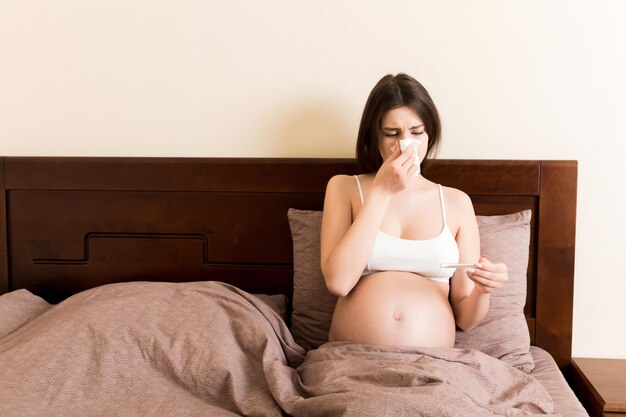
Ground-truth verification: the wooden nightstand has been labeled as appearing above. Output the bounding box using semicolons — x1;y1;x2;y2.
569;358;626;416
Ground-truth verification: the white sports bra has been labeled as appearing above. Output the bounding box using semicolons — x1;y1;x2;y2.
354;175;460;283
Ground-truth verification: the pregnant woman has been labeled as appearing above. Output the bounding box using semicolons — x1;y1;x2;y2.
321;73;509;347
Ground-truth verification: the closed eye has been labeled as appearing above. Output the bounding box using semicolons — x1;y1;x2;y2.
385;131;424;138
383;126;425;138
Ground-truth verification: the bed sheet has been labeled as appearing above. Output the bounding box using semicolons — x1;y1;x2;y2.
0;283;565;416
530;346;588;417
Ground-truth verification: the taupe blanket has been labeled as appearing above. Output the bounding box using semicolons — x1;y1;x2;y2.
0;282;559;416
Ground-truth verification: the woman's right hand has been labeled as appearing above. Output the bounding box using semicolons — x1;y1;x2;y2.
371;143;419;195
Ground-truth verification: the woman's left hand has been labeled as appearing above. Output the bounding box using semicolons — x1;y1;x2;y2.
467;256;508;294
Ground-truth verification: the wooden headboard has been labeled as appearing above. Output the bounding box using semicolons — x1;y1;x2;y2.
0;157;577;369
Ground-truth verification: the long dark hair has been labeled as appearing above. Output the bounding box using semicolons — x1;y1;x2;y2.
356;73;441;173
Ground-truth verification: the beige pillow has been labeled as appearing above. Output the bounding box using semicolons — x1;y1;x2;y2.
0;289;51;339
287;208;534;372
454;210;533;372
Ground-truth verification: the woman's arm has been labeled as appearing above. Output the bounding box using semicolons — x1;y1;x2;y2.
320;175;390;297
449;190;509;332
320;145;418;297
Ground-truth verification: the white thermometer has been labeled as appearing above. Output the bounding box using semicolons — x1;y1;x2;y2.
440;263;476;268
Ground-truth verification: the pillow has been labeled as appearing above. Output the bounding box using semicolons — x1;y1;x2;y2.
287;209;336;351
252;293;288;320
287;208;534;372
454;210;533;372
0;289;51;339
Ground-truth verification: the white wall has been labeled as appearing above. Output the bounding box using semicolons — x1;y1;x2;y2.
1;1;625;358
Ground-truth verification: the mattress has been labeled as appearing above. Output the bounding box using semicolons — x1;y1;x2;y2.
530;346;588;417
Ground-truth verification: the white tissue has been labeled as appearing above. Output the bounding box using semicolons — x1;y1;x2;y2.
398;138;421;177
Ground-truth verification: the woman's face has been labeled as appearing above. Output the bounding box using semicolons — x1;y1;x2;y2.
378;106;428;162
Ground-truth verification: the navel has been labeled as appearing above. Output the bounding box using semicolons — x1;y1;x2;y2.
393;312;402;321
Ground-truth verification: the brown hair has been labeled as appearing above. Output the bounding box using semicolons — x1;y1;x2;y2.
356;73;441;173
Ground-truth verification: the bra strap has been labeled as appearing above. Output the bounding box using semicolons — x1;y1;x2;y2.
354;175;365;206
437;184;448;228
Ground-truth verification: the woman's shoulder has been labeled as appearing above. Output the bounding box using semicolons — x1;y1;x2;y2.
440;184;474;211
326;174;352;184
325;174;374;207
439;185;477;229
325;174;351;193
326;173;372;190
323;174;353;198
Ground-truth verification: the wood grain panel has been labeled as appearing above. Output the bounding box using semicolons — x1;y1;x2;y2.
5;157;360;192
570;358;626;417
573;358;626;413
0;157;7;294
8;190;324;262
424;160;540;195
6;157;540;195
526;318;536;345
535;161;578;370
8;189;324;302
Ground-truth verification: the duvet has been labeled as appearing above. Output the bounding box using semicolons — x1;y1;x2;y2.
0;281;559;417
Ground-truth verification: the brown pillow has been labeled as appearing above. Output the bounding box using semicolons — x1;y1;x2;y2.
252;293;288;320
287;208;534;372
287;209;336;350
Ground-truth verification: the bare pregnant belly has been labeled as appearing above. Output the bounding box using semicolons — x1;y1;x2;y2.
328;271;456;347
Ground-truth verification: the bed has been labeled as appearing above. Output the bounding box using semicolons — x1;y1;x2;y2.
0;156;586;416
